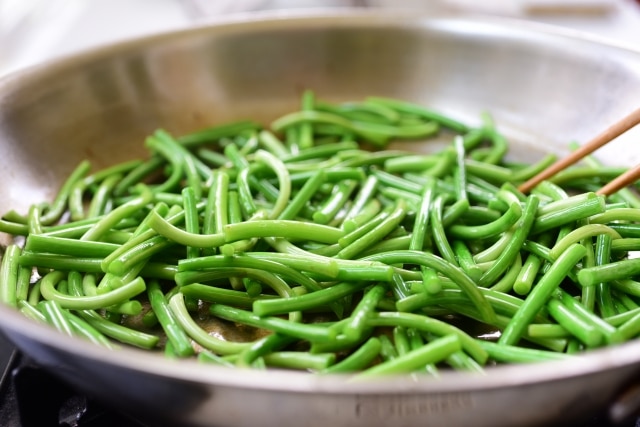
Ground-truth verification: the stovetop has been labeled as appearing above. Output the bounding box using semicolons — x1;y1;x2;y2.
0;333;149;427
1;332;639;427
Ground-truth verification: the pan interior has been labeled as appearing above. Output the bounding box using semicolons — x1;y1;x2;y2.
2;11;640;391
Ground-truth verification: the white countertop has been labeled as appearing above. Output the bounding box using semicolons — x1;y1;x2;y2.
2;0;640;76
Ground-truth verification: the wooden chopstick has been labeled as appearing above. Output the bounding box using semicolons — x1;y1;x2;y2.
596;163;640;196
518;107;640;194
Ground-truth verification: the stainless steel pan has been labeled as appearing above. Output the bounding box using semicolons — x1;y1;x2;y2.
2;10;640;427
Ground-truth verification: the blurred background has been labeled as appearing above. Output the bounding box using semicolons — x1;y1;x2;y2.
1;0;640;77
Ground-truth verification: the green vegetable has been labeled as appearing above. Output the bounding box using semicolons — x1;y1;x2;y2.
3;91;640;376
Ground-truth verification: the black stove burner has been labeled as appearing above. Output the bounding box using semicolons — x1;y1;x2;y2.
1;331;639;427
0;333;148;427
